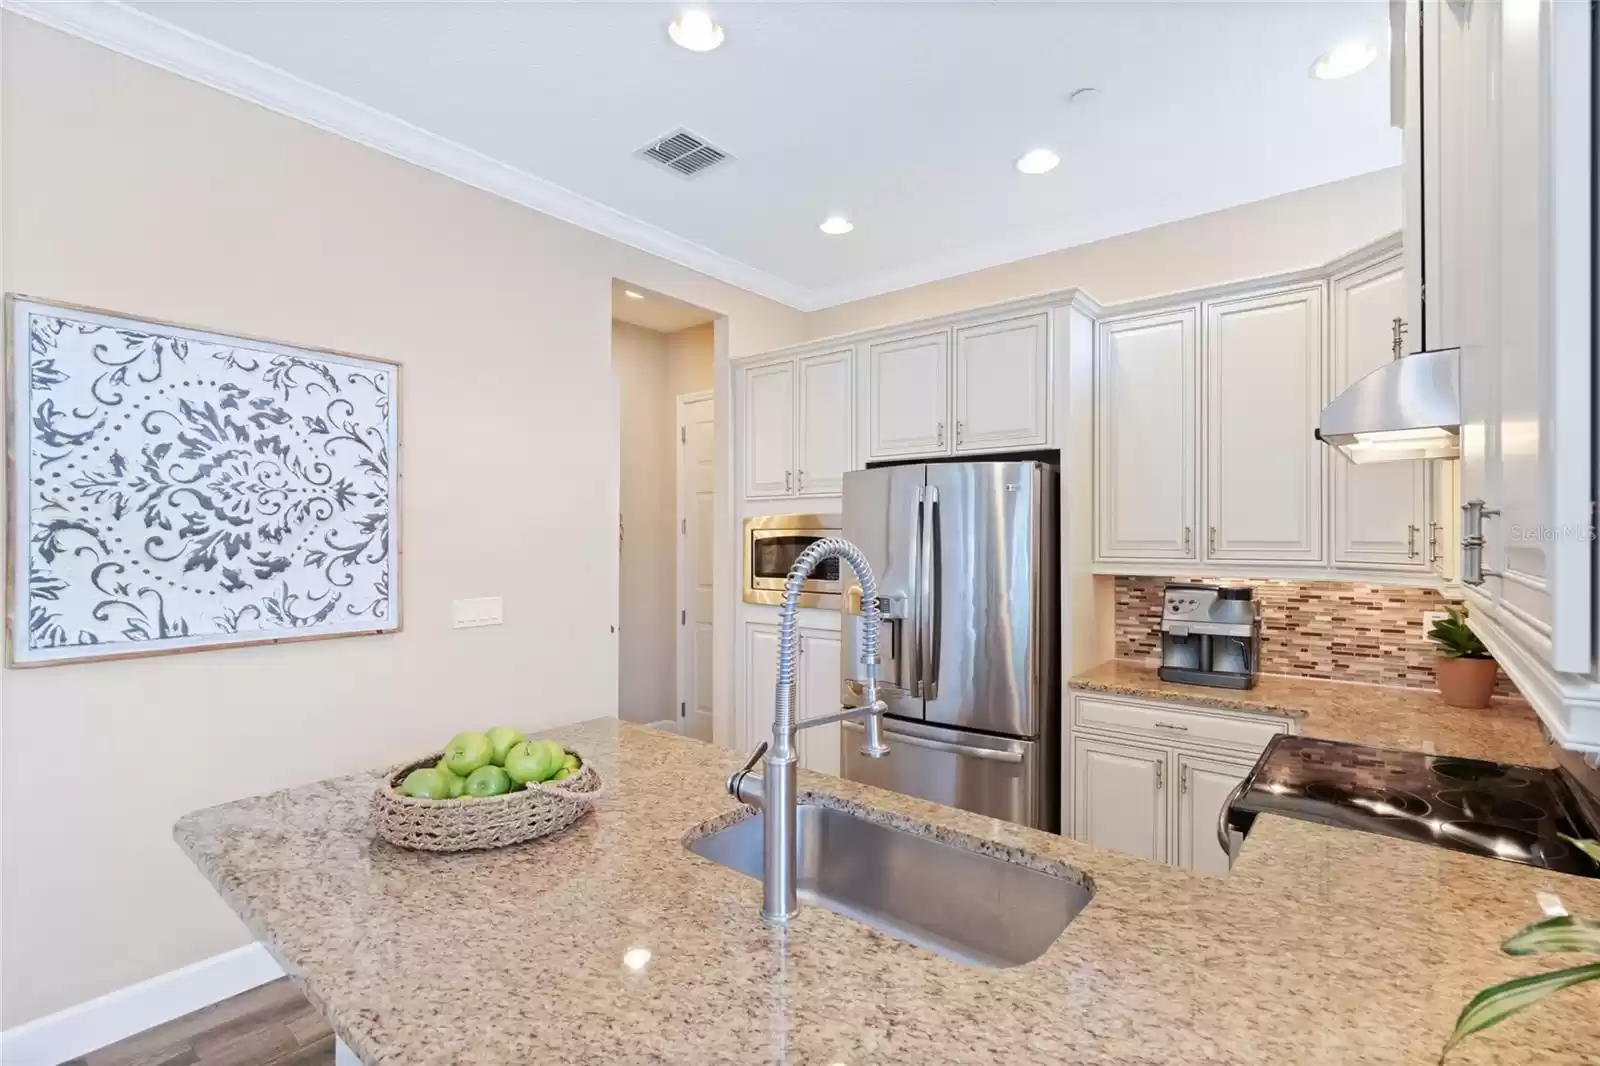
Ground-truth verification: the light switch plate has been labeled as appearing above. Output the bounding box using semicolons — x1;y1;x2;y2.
453;596;503;628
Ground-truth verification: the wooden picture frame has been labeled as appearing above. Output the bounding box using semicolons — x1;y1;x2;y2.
6;295;402;667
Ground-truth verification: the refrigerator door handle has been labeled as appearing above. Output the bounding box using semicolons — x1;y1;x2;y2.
843;719;1024;763
919;484;941;699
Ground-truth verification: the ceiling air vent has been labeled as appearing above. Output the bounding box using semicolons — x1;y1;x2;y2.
636;128;731;178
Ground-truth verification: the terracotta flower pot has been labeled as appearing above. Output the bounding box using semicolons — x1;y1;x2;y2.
1433;655;1499;709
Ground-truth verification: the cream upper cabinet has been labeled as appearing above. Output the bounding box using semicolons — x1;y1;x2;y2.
1095;308;1199;561
867;331;951;459
743;362;795;498
797;629;842;776
952;313;1048;452
1175;753;1254;880
1203;285;1325;564
1329;255;1429;571
795;350;853;497
1429;459;1459;582
1072;736;1168;863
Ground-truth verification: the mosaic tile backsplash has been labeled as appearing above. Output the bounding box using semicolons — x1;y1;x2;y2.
1113;576;1517;695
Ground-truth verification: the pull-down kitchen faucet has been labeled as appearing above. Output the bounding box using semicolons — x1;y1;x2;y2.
726;537;890;923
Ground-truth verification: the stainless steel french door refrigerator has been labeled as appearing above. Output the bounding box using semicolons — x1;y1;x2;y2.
839;459;1059;832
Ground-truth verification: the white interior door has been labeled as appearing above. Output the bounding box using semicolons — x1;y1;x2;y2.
677;392;715;741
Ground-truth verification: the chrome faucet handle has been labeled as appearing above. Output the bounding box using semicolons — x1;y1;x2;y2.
859;700;890;758
727;741;769;804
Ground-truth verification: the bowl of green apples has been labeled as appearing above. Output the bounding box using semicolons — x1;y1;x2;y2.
372;727;603;852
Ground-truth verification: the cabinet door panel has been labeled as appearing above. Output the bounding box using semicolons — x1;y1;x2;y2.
744;623;780;753
867;332;950;458
798;630;842;776
1096;308;1199;560
1330;257;1429;570
1072;737;1168;863
953;314;1048;451
744;362;794;498
1176;754;1254;880
796;351;853;496
1204;286;1325;563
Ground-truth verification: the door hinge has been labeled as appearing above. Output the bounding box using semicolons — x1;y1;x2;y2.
681;517;687;534
680;609;686;625
680;425;687;444
680;701;686;718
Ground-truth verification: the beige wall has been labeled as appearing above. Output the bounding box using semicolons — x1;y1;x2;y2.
805;168;1402;337
666;322;715;397
613;320;675;725
0;16;804;1027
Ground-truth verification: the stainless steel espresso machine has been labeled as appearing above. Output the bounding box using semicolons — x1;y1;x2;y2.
1157;582;1261;690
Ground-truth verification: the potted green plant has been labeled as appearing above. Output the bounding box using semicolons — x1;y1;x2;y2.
1428;606;1498;709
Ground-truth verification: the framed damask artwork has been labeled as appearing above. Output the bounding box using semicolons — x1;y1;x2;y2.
6;296;400;666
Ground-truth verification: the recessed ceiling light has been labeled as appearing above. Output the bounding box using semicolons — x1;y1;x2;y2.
623;289;644;299
622;947;652;971
669;10;724;52
1312;40;1377;80
819;216;854;235
1015;148;1061;175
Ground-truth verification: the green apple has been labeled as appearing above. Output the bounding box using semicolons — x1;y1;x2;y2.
465;765;513;798
551;767;572;782
562;753;581;772
399;767;452;800
504;740;562;784
433;763;466;798
443;732;494;776
486;725;525;766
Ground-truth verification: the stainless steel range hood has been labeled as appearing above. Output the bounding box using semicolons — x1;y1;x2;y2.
1314;346;1461;464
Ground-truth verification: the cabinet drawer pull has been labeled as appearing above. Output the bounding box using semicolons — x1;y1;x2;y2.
1407;524;1419;558
785;470;792;492
797;469;806;491
1208;526;1217;554
1183;526;1192;552
1180;766;1190;794
956;420;964;446
1153;721;1189;732
1155;761;1164;791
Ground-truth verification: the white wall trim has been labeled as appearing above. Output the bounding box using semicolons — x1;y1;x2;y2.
0;943;285;1066
1;0;810;310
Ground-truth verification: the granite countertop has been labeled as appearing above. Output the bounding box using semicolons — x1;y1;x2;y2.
176;717;1600;1066
1069;660;1551;765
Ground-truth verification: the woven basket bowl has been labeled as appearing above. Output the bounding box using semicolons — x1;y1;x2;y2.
372;747;604;852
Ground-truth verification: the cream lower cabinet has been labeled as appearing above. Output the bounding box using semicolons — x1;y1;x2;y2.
1175;752;1256;879
1069;693;1292;876
1072;737;1169;863
742;620;841;774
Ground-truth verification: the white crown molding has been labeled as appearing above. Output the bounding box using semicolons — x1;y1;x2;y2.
2;0;812;309
0;943;284;1065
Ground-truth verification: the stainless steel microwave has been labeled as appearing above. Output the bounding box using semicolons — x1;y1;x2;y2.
742;514;842;608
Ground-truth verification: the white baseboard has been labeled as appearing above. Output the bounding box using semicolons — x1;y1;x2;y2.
0;943;284;1066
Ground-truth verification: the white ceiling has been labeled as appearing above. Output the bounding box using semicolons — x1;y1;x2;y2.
60;1;1398;309
611;279;717;334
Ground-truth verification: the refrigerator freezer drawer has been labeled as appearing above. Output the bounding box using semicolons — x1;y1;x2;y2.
841;718;1057;832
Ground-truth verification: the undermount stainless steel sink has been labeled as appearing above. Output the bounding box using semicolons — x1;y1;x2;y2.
687;803;1091;967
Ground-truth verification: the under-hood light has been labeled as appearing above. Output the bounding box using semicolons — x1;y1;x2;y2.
1315;347;1462;464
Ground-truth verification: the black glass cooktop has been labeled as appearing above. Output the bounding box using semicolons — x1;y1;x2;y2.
1229;736;1600;878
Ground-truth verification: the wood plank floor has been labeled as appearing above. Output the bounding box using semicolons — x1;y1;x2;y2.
64;979;333;1066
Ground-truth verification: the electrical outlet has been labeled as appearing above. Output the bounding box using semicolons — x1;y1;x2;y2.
1421;610;1449;636
453;596;503;628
